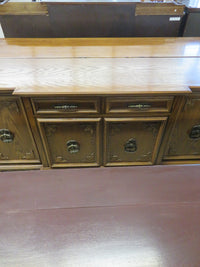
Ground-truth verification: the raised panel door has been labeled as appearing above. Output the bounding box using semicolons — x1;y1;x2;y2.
104;117;167;166
0;97;40;166
37;118;101;167
164;96;200;161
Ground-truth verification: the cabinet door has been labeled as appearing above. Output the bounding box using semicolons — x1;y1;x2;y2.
104;117;167;166
164;96;200;161
0;97;40;166
37;118;101;167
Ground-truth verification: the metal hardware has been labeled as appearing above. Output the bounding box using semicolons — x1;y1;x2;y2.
189;125;200;139
0;129;14;143
54;104;78;111
128;104;151;109
0;0;9;5
66;140;80;154
124;138;137;153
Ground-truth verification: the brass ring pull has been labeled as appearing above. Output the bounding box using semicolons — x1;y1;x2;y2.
189;125;200;139
66;140;80;154
0;129;14;143
124;138;137;153
128;104;151;109
54;104;78;111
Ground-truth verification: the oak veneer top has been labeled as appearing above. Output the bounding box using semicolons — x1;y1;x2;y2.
0;38;200;95
1;37;200;58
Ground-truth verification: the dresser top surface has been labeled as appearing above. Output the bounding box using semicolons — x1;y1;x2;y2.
1;37;200;58
0;37;200;95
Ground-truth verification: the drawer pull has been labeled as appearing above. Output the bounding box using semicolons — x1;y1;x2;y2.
189;125;200;139
0;129;14;143
124;138;137;153
54;104;78;111
128;104;151;109
67;140;80;154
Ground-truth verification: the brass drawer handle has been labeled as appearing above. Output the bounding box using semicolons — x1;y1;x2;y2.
0;129;14;143
128;104;151;109
67;140;80;154
189;125;200;139
54;104;78;111
124;138;137;153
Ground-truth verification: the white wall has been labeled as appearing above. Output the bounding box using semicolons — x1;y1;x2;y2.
0;24;4;38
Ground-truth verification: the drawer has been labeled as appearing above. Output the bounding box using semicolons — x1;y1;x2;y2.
37;118;101;167
106;97;173;114
32;97;100;115
104;117;167;166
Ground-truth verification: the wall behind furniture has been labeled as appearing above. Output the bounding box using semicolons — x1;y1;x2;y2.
0;24;4;37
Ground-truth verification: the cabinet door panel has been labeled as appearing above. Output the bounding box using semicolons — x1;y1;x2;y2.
104;117;167;166
37;118;101;167
0;97;40;165
164;96;200;160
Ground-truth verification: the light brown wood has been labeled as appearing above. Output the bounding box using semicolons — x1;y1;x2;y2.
105;96;173;114
163;92;200;162
31;97;100;115
0;38;200;170
0;37;199;96
135;3;184;16
0;164;42;171
1;37;200;58
0;96;40;165
1;57;197;95
37;118;101;168
104;117;167;166
0;3;48;15
22;97;49;167
156;95;185;164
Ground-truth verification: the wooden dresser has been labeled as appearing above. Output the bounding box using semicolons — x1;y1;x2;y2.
0;37;200;171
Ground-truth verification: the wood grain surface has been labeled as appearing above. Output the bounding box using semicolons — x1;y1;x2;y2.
0;57;197;95
0;3;48;15
1;37;200;58
0;37;199;95
135;3;184;16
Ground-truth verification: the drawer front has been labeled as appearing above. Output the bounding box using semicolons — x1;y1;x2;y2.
0;97;40;165
104;117;167;166
37;118;101;167
106;97;173;114
32;97;100;115
164;96;200;161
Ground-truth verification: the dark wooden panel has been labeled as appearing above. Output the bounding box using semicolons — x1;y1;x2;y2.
48;3;135;38
0;15;52;38
134;15;184;37
0;3;183;38
183;12;200;37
